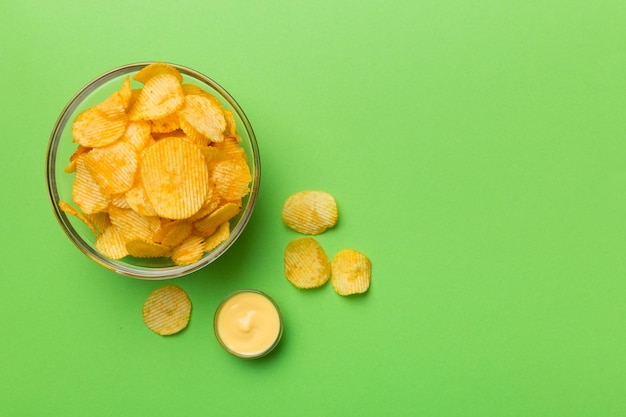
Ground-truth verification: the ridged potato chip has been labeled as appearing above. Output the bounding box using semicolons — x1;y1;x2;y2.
194;202;241;236
178;94;226;143
282;191;338;235
72;156;111;214
142;285;191;336
211;158;252;201
128;73;184;121
203;221;230;252
284;237;331;289
84;141;138;195
108;206;161;242
72;91;128;148
134;62;184;84
96;224;129;260
223;109;238;137
125;183;158;217
126;239;171;258
154;220;193;247
331;249;371;296
118;76;132;111
140;136;209;220
151;112;180;134
121;121;152;152
59;200;98;235
171;235;205;265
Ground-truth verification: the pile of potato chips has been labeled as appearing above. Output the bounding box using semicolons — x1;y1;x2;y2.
282;191;371;295
60;63;252;266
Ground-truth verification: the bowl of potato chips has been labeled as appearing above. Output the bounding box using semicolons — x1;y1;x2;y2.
46;62;260;279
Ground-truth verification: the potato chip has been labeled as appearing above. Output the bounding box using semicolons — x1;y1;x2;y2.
172;235;205;265
211;157;252;201
282;191;338;235
223;109;238;137
178;94;226;143
128;73;184;121
126;239;172;258
72;156;111;214
142;285;191;336
179;117;211;146
64;145;91;173
110;193;131;209
194;202;241;236
121;121;152;152
203;221;230;252
331;249;371;296
72;91;128;148
153;220;193;247
59;200;99;235
85;211;111;235
108;206;161;242
213;136;246;160
134;62;184;85
284;237;331;289
182;84;223;107
151;112;180;134
118;76;132;111
125;183;158;217
84;141;138;195
141;137;209;220
96;224;129;260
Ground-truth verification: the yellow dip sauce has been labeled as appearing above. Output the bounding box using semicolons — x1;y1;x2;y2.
214;290;283;358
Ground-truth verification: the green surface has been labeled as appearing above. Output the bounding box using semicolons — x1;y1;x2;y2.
1;0;625;415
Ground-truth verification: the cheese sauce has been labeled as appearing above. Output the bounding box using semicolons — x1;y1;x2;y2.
214;290;283;358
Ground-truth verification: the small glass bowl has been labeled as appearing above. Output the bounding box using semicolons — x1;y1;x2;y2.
214;289;283;359
46;62;260;279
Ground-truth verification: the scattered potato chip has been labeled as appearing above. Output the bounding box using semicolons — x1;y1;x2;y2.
142;285;191;336
128;73;185;121
282;191;338;235
141;136;209;220
331;249;371;296
63;63;252;265
284;237;331;289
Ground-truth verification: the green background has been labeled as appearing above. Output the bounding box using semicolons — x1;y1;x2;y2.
1;1;625;415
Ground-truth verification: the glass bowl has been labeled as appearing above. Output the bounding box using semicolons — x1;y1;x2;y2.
46;62;260;279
